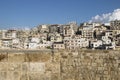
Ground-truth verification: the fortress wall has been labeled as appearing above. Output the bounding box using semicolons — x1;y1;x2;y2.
0;50;120;80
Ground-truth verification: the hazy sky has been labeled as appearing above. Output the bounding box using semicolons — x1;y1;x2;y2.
0;0;120;29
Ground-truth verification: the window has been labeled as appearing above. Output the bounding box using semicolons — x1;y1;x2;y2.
95;44;97;47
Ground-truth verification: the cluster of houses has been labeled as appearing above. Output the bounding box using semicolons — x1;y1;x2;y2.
0;20;120;50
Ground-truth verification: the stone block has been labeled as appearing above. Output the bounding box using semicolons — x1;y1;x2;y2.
8;53;26;62
45;71;51;80
20;72;29;80
0;53;8;62
26;53;51;62
8;63;21;71
21;62;29;72
98;67;103;71
53;53;60;62
51;73;60;80
92;63;97;66
7;71;20;80
29;62;45;73
0;72;7;80
29;72;45;80
0;62;8;71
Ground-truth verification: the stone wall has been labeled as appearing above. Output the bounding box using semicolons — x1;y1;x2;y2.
0;49;120;80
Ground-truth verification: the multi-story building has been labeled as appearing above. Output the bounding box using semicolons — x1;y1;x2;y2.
49;24;59;33
0;21;118;50
79;22;100;39
53;42;65;49
110;20;120;30
113;34;120;46
81;30;94;39
64;36;89;49
6;30;17;38
12;38;20;49
39;41;53;49
37;24;49;33
90;40;103;49
1;38;12;49
63;26;75;37
39;33;48;42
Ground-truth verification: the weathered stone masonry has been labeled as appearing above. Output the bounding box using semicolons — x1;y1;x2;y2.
0;50;120;80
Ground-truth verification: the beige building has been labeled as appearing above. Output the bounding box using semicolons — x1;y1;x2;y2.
81;30;94;39
1;38;12;49
55;33;63;42
53;42;65;49
110;20;120;30
64;36;89;49
90;40;103;49
37;24;49;33
63;26;75;37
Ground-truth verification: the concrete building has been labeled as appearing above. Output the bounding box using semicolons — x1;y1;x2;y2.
0;21;118;50
5;30;17;38
113;34;120;46
101;31;113;45
110;20;120;30
77;38;89;48
102;36;112;44
63;26;75;37
39;33;48;42
1;30;7;38
64;36;89;49
105;42;116;50
68;22;78;32
53;42;65;49
37;24;49;33
50;36;56;42
39;41;53;49
80;22;103;39
81;30;94;39
90;40;103;49
1;38;12;49
80;22;102;30
28;37;40;43
49;24;59;33
12;38;20;49
55;33;63;42
28;42;38;49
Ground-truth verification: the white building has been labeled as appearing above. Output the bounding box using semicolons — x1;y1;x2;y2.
81;30;94;39
55;33;63;42
12;38;20;49
77;38;89;48
90;40;103;49
63;26;75;37
28;42;38;49
64;36;89;49
30;37;40;43
82;22;101;30
53;42;65;49
102;36;111;44
39;41;53;49
1;38;12;49
6;30;17;38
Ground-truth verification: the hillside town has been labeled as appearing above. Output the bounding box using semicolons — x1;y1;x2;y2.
0;20;120;50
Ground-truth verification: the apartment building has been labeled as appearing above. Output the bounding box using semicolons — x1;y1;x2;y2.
110;20;120;30
53;42;65;49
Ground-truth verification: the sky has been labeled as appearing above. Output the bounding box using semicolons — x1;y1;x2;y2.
0;0;120;29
